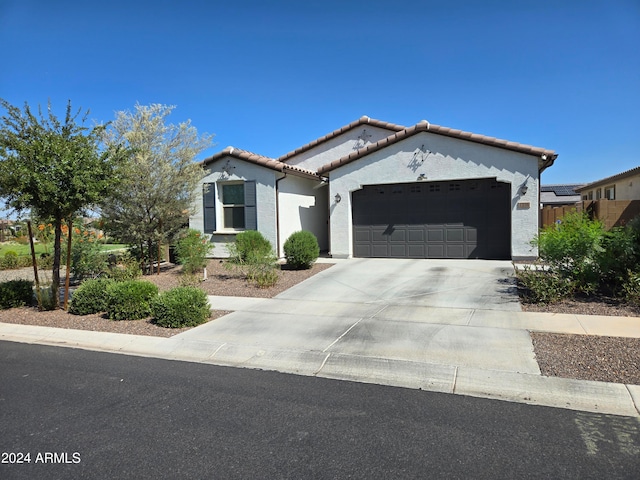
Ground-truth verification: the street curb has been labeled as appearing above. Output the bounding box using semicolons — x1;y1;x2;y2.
2;322;638;418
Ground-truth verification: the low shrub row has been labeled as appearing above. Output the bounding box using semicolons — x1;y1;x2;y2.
69;278;211;327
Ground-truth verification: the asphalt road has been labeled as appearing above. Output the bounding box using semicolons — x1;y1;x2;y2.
1;341;639;479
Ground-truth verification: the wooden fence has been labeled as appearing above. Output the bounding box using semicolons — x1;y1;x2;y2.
541;199;640;230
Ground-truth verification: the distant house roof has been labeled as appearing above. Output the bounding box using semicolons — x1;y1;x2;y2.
317;120;558;175
540;184;584;205
575;166;640;192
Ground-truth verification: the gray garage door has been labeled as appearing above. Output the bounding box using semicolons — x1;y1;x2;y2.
352;179;511;259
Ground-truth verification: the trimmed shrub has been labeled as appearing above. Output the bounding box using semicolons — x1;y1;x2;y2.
106;280;158;320
226;230;279;288
228;230;273;263
152;286;211;328
283;230;320;270
0;280;33;309
69;278;115;315
175;229;213;274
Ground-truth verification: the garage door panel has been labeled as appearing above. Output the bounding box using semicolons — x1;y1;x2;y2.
352;179;510;259
407;228;424;242
372;244;389;257
446;227;464;242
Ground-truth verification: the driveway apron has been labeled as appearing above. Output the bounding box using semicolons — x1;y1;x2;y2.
175;259;539;375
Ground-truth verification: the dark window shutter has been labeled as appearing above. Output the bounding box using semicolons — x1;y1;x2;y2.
244;180;257;230
203;183;216;233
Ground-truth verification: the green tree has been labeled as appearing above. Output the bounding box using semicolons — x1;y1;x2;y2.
0;99;124;307
100;104;213;273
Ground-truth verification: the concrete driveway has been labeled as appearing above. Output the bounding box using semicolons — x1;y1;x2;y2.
175;259;539;375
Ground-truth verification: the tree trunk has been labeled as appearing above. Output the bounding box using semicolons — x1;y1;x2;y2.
51;219;62;309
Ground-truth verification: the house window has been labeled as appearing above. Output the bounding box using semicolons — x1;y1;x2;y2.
587;191;593;200
222;183;245;229
596;188;602;200
604;185;615;200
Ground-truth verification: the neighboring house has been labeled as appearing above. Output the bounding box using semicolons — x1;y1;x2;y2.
540;184;584;207
190;116;557;261
575;166;640;201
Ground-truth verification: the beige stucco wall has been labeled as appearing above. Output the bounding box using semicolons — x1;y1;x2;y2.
579;173;640;201
326;131;540;259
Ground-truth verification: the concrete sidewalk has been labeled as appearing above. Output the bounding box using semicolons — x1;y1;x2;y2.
1;258;639;417
2;297;639;417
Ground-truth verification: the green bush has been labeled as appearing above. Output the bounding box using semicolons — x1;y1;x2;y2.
226;230;279;288
38;253;54;269
152;287;211;328
623;270;640;306
69;278;115;315
175;229;213;274
71;238;108;281
106;280;159;320
105;252;142;281
228;230;273;263
516;265;574;304
596;227;639;295
37;285;57;311
534;212;604;294
0;280;33;309
0;252;37;270
283;230;320;270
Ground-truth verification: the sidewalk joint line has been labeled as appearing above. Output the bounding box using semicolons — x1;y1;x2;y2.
323;318;364;353
625;384;640;416
452;366;458;393
208;342;227;359
574;315;590;335
314;353;331;375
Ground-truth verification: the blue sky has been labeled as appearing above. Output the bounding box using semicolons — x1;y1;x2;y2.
1;0;638;206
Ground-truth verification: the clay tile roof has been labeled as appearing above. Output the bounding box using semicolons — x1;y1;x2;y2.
574;166;640;192
277;116;406;162
201;146;319;180
317;122;557;175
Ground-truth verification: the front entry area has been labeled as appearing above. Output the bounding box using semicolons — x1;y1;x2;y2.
351;178;511;259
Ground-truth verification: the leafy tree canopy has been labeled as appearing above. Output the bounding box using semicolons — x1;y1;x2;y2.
0;98;125;307
99;104;213;271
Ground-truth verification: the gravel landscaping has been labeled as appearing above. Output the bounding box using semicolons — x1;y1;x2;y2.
0;261;333;338
1;260;638;385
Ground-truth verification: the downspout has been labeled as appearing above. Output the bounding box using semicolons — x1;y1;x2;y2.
275;172;287;258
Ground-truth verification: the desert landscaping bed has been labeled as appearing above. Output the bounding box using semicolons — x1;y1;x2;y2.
0;261;332;338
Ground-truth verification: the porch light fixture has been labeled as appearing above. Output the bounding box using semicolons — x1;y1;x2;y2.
334;193;342;203
520;184;528;195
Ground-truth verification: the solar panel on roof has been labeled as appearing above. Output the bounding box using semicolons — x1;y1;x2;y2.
540;185;581;196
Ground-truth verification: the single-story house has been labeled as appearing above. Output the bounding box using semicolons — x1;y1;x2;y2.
190;116;557;261
576;166;640;201
540;184;584;207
